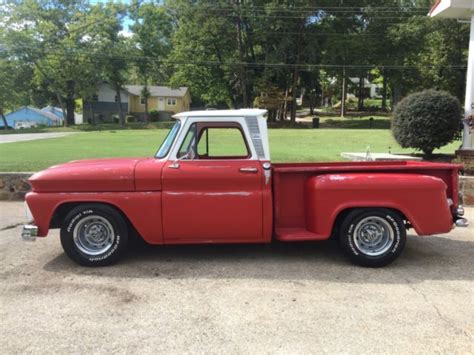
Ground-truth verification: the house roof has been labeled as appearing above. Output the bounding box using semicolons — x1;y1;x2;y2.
42;106;81;119
6;106;61;122
428;0;474;18
348;77;372;86
124;85;189;97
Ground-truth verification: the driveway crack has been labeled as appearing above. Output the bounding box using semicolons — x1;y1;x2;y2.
404;278;471;340
0;223;23;231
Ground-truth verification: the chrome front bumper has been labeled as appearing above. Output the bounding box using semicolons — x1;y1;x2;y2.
454;205;468;228
455;218;469;227
21;224;38;241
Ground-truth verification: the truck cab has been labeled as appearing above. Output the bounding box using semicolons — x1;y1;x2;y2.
23;109;467;267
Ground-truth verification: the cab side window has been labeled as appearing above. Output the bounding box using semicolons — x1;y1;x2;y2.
177;123;197;159
197;126;249;159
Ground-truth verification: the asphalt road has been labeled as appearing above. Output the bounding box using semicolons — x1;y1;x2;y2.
0;132;76;144
1;202;473;353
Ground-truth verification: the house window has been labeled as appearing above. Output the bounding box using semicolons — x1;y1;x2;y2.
140;96;146;105
92;94;98;102
167;98;177;106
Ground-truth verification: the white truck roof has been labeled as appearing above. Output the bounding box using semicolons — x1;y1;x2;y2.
170;109;270;161
173;109;267;119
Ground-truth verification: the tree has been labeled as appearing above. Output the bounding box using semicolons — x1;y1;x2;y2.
0;56;33;128
389;16;468;107
130;2;173;122
167;0;238;107
392;90;462;158
3;0;103;126
89;2;130;127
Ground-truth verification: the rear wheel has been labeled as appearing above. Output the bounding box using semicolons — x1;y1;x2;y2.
60;204;128;266
339;208;406;267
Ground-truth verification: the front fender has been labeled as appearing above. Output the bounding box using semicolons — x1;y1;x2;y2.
25;191;163;244
305;173;453;237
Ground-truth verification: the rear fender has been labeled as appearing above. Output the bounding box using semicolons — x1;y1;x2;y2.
305;173;453;237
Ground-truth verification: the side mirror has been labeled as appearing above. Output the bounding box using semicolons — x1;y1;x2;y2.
169;149;195;169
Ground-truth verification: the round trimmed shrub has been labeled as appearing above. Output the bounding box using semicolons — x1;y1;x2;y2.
392;90;462;158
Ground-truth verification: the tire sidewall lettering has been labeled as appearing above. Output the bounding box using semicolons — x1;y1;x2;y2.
386;214;401;254
67;209;119;262
347;223;359;256
350;213;400;257
67;209;95;233
88;235;121;262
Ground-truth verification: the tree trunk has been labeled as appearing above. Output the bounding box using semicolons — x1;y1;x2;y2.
55;92;67;126
144;98;149;124
244;21;256;63
65;80;75;126
423;148;434;160
65;98;75;126
0;106;9;129
34;62;68;126
115;84;125;127
268;109;276;122
143;79;149;124
381;70;388;111
358;73;364;111
282;86;289;121
235;0;248;107
341;67;347;118
88;100;95;125
213;43;236;108
290;64;298;123
391;82;400;111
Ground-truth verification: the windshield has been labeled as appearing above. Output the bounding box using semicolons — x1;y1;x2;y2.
155;121;181;158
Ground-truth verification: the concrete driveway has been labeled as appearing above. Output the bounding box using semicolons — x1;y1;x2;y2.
0;132;76;144
0;202;473;353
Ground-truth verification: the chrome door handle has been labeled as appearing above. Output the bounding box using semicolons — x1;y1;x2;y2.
169;162;180;169
239;167;258;173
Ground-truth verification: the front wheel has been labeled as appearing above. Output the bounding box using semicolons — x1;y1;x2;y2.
60;204;128;266
339;208;406;267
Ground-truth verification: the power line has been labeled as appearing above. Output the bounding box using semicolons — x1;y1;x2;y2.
5;42;467;66
8;46;466;70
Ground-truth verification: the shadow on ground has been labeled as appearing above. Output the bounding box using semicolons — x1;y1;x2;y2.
43;234;474;284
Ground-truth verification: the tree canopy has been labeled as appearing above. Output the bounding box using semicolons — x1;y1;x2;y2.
0;0;469;123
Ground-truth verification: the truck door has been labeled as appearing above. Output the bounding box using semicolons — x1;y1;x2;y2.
162;121;264;243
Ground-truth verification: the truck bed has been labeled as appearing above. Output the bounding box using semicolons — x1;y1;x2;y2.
272;160;462;241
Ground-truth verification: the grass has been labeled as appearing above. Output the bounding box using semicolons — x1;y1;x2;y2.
0;128;461;172
319;115;391;129
0;122;175;134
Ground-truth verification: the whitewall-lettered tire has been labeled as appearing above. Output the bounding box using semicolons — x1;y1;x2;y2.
339;208;406;267
60;204;128;266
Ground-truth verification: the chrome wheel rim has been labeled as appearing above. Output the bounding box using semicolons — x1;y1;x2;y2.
73;215;115;256
353;216;394;256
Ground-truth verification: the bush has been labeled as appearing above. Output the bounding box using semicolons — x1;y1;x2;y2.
125;115;136;123
392;90;462;158
149;109;159;122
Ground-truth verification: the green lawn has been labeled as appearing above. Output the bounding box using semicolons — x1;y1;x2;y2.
0;128;461;172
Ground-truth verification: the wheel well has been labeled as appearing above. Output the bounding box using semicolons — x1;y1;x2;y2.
331;207;409;238
49;202;140;237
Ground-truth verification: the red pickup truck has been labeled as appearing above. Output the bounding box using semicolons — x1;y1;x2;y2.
22;109;467;267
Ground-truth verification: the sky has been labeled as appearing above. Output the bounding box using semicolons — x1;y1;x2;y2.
87;0;141;36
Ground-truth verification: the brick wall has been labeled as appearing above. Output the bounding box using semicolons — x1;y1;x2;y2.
461;176;474;206
0;173;33;201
